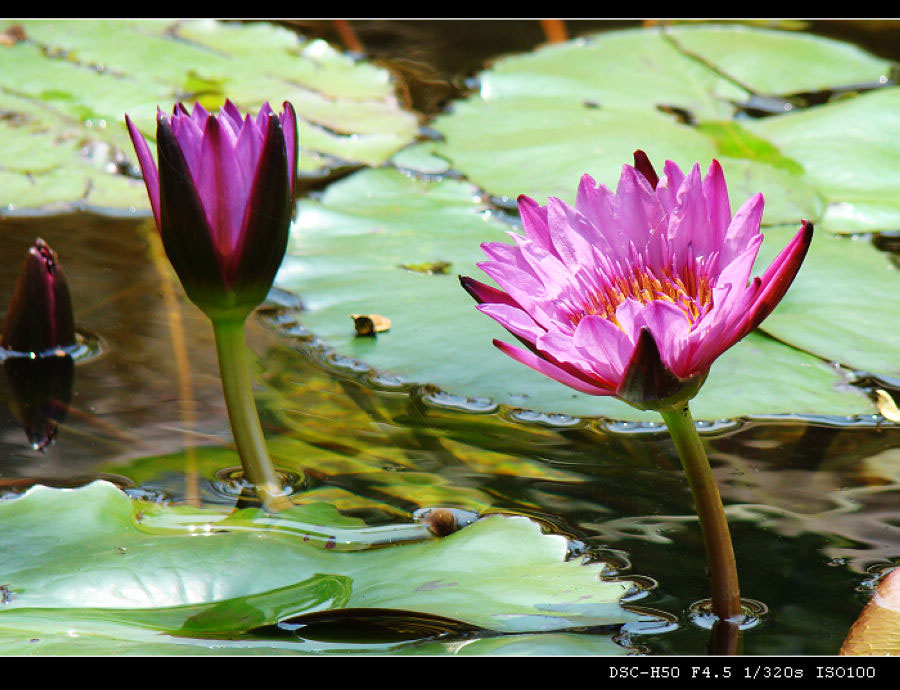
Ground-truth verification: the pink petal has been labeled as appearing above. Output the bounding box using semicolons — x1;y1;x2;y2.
734;221;814;339
493;339;616;396
722;193;764;266
703;159;731;251
572;314;632;385
477;302;545;346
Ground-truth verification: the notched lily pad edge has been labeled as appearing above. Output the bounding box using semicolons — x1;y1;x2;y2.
256;302;888;432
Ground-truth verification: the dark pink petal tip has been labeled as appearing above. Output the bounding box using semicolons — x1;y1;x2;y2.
742;219;814;335
459;275;520;307
632;150;659;189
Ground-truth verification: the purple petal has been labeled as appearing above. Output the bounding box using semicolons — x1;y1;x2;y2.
198;115;247;262
280;101;298;191
125;113;160;227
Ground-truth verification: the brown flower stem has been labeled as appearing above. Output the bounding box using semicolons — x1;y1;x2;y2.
659;401;742;622
212;318;290;512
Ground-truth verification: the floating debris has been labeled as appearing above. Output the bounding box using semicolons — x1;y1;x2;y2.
351;313;391;337
875;389;900;422
398;260;452;275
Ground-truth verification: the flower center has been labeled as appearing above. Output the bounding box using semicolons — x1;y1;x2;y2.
569;264;713;329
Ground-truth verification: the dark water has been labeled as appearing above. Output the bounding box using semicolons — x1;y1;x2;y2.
1;19;899;656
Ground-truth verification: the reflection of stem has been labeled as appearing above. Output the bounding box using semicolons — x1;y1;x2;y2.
212;318;291;512
147;229;199;507
659;402;742;622
708;619;742;655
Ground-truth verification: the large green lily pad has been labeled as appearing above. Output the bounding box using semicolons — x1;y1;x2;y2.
0;481;639;654
753;226;900;379
0;19;418;214
277;167;872;422
745;87;900;233
427;24;896;234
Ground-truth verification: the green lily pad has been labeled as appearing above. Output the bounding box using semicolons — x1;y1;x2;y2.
745;87;900;233
476;25;890;116
0;19;418;214
663;24;892;96
0;481;638;654
752;226;900;379
0;613;630;656
278;166;871;422
428;25;894;232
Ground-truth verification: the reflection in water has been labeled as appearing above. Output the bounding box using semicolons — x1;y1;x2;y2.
0;212;897;654
3;354;73;451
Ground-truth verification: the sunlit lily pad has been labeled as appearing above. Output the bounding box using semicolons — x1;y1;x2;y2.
752;227;900;379
745;87;900;233
0;481;639;654
428;24;894;232
0;19;418;214
476;25;890;115
278;167;871;422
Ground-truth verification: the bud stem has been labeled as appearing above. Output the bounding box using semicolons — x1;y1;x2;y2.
211;318;291;512
659;401;742;623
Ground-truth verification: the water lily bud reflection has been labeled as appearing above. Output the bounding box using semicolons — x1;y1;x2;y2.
126;100;298;322
3;355;73;451
1;238;76;451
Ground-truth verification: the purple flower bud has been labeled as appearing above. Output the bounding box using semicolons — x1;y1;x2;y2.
126;100;298;322
462;154;813;409
2;239;75;355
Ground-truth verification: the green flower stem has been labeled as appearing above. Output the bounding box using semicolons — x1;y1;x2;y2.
659;401;742;622
212;318;290;512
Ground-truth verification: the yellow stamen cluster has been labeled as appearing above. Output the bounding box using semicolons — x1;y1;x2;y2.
571;264;713;328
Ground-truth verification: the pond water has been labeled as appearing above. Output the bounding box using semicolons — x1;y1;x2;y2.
1;19;900;656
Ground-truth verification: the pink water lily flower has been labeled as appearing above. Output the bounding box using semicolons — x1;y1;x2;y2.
461;151;813;409
126;100;297;321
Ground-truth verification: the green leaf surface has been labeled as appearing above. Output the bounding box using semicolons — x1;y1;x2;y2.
753;227;900;379
664;24;892;96
0;481;638;652
0;19;418;214
278;167;871;422
746;87;900;233
428;25;895;232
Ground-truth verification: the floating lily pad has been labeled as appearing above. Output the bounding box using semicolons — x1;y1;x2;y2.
278;167;871;422
0;19;418;214
428;24;895;232
0;481;638;655
752;227;900;379
745;87;900;233
663;24;891;96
